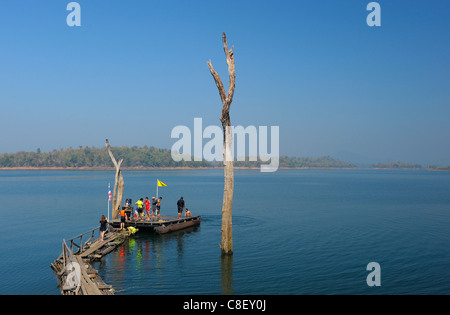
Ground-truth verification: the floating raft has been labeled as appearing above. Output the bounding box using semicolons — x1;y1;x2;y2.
110;215;202;234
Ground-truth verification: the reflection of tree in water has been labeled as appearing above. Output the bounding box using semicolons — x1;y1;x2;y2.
177;233;183;256
152;227;201;275
221;254;233;295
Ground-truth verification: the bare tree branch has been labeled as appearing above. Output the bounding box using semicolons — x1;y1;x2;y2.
207;32;236;125
106;139;124;219
207;61;227;106
105;139;118;169
222;32;236;107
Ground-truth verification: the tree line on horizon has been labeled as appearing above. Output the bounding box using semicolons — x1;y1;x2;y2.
0;146;357;169
372;161;423;169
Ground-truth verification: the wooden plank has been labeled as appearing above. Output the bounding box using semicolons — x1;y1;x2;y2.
74;256;103;295
79;232;118;258
79;241;104;258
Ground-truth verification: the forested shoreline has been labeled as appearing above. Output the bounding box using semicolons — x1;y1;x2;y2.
2;146;446;170
373;161;423;169
0;146;357;169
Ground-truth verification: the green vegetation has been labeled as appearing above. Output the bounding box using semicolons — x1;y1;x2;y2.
233;155;356;169
0;146;356;169
373;161;422;169
431;166;450;171
0;146;208;168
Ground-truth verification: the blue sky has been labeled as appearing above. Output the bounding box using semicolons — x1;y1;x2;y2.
0;0;449;165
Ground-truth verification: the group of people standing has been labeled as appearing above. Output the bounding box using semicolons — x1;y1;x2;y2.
101;195;193;235
119;196;191;224
121;197;162;223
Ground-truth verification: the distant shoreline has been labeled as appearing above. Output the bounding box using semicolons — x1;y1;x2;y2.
0;166;445;171
0;166;351;171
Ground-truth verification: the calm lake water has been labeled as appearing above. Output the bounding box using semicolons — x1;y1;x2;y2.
0;169;449;295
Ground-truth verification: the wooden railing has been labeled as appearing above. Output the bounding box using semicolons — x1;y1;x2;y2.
66;227;100;255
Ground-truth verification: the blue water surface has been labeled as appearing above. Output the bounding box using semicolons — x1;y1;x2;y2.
0;169;449;295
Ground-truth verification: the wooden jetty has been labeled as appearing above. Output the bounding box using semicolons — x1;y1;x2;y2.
51;227;129;295
51;215;201;295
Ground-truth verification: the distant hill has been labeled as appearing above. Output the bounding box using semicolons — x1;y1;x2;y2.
373;161;422;169
0;146;356;169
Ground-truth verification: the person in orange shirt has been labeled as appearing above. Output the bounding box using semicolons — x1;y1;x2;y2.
119;207;128;231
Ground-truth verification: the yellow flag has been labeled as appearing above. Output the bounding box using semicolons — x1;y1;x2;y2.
157;179;167;187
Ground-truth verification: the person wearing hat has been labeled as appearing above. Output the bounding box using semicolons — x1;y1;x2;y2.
151;197;157;218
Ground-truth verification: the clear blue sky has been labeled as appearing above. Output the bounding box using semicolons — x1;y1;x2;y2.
0;0;449;165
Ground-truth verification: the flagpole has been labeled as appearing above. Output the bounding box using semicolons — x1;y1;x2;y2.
107;197;110;222
107;183;111;222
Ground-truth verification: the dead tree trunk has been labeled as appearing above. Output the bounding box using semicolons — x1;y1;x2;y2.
207;32;236;255
105;139;124;219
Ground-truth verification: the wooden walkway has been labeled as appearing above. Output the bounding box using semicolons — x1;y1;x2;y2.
51;228;129;295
